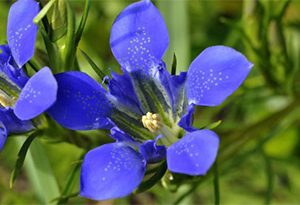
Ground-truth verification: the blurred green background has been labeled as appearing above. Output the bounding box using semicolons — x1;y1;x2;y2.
1;0;300;204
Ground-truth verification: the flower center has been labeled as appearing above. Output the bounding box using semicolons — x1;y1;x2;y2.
142;112;163;133
141;112;184;146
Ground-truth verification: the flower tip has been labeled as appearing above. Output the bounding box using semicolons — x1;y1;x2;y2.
248;62;254;70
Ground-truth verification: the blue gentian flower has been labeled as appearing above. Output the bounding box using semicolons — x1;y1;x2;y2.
47;0;253;200
0;0;58;150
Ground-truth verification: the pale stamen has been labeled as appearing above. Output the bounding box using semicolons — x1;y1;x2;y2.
142;112;163;133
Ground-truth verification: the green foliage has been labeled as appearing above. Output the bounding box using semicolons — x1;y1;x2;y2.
1;0;300;204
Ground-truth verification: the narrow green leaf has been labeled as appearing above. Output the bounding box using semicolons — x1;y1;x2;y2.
80;50;106;80
10;131;40;188
135;161;167;193
75;0;90;46
14;138;61;204
34;0;57;24
171;53;177;75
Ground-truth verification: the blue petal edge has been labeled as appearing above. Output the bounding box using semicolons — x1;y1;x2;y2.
14;67;57;120
139;137;166;163
7;0;40;67
167;129;219;175
110;0;169;72
80;143;146;200
186;46;253;106
48;71;113;130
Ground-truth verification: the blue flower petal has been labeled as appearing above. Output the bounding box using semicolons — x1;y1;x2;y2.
0;122;8;151
7;0;39;68
14;67;57;120
48;71;113;130
2;63;29;88
148;60;173;107
0;108;33;134
170;72;187;100
139;138;166;163
169;72;187;117
0;45;29;88
110;0;169;71
80;143;146;200
178;104;197;132
186;46;253;106
167;129;219;175
110;127;136;144
108;71;143;114
127;60;173;113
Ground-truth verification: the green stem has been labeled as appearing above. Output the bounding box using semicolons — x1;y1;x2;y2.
261;149;274;205
55;154;84;204
213;161;220;205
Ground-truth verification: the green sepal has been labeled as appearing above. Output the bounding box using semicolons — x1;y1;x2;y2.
162;171;197;193
49;0;68;42
205;120;222;130
135;161;167;193
171;53;177;75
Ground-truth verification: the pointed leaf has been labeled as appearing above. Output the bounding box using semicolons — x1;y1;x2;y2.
80;50;106;80
75;0;90;46
10;131;39;188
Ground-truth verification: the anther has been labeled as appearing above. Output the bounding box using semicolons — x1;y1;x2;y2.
142;112;162;133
